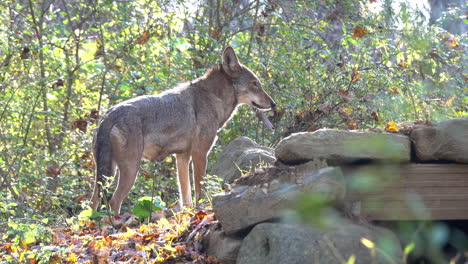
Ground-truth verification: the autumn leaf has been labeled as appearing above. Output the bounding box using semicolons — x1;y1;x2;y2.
73;118;88;133
87;108;99;120
140;169;152;179
445;38;459;48
398;61;408;68
343;107;353;115
385;121;399;132
445;96;455;107
346;121;358;129
337;107;352;121
137;31;150;45
389;86;399;95
339;90;353;100
209;29;221;41
352;26;368;38
66;252;78;262
351;68;361;83
361;237;375;248
46;163;60;178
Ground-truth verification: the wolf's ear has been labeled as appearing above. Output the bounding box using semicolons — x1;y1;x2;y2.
222;46;241;78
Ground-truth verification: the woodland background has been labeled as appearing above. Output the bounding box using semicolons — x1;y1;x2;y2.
0;0;467;257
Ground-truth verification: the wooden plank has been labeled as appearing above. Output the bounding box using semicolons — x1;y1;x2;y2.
400;174;468;181
364;200;468;209
363;208;468;221
399;164;468;174
385;187;468;195
352;187;468;196
383;180;468;187
349;193;468;201
345;163;468;220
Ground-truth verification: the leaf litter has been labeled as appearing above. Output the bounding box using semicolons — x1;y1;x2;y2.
0;207;219;264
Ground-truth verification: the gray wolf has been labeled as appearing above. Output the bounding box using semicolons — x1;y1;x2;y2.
90;46;276;214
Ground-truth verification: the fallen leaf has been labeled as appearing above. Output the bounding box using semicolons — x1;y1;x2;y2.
339;90;353;100
385;121;399;132
337;108;352;121
347;121;358;129
343;107;353;115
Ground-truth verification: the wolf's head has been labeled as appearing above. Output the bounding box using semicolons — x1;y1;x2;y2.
222;46;276;110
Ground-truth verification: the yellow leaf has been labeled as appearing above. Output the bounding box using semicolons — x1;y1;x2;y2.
346;255;356;264
343;107;353;115
165;156;173;163
66;252;78;262
445;96;455;107
361;237;375;249
385;121;399;132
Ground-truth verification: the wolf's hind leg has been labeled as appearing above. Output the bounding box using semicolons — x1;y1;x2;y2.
109;132;143;215
109;159;140;215
192;151;208;206
176;152;192;207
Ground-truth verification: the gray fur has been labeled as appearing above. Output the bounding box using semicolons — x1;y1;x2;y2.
90;46;275;214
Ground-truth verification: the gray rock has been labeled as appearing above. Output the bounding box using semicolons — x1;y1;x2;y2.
213;167;345;235
275;129;411;165
237;222;403;264
410;118;468;163
211;137;275;184
203;227;243;264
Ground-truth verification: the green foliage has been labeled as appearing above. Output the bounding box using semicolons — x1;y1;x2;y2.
132;196;166;222
2;221;52;246
78;209;106;222
200;174;224;204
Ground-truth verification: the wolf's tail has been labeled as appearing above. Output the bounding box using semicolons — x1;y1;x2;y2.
90;116;115;210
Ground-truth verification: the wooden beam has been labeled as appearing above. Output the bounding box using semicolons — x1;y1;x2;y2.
345;163;468;221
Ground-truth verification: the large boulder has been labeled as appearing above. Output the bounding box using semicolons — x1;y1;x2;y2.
237;222;403;264
211;137;275;184
203;227;243;264
410;118;468;163
213;166;345;235
275;129;411;165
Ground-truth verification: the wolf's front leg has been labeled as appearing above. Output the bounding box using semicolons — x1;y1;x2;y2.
192;151;208;206
176;153;192;207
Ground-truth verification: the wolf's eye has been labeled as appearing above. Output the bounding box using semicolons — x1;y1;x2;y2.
253;81;260;87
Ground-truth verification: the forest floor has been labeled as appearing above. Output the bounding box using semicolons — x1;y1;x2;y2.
0;206;219;263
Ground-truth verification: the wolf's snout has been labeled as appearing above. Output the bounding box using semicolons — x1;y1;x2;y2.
270;101;277;108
